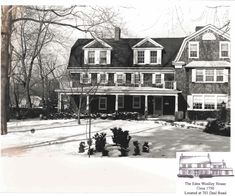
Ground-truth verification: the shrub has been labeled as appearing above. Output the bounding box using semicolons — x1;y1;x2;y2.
93;132;106;152
110;127;131;156
204;119;230;137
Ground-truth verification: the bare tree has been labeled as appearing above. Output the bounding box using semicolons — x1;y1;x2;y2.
1;5;126;134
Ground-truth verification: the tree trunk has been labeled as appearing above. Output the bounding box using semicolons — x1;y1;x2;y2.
1;6;12;135
25;79;32;108
77;95;82;125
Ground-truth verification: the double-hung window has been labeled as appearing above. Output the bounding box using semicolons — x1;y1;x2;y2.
205;69;214;82
193;95;203;109
100;51;107;64
134;73;140;84
155;74;162;84
216;70;223;82
88;51;95;64
82;73;90;84
150;51;157;63
204;95;215;109
217;95;227;109
116;74;124;84
220;42;229;58
137;51;145;63
133;96;141;109
99;97;107;110
196;70;204;82
99;73;107;84
189;42;199;58
118;96;124;108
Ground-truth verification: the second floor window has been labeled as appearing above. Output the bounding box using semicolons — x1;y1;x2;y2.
99;73;107;84
82;73;90;84
216;70;223;81
117;74;124;84
88;51;95;64
196;70;203;82
155;74;161;83
220;42;229;58
205;69;214;82
137;51;145;63
189;42;199;58
100;51;107;64
134;74;140;84
150;51;157;63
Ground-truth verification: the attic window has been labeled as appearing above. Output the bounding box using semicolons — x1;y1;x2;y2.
150;51;157;63
220;42;229;58
100;51;107;64
189;42;199;58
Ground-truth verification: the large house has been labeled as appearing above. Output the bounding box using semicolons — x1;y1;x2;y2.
56;24;230;120
178;153;233;177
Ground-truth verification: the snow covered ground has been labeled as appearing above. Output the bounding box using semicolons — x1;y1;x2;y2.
1;118;230;157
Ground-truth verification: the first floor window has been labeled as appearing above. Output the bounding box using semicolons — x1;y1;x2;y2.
118;96;124;108
193;95;203;109
205;69;214;82
204;95;215;109
196;70;204;82
137;51;145;63
133;96;141;109
117;74;124;84
88;51;95;64
99;97;107;110
150;51;157;63
217;95;227;109
100;51;107;64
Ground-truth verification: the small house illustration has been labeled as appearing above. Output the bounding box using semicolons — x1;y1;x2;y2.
178;153;233;178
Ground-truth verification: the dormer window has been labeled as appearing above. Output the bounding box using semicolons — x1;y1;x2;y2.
100;51;107;64
137;51;145;63
132;37;163;65
220;41;230;58
150;51;157;63
189;42;199;58
88;51;95;64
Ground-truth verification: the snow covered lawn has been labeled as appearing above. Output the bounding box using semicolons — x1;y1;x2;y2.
1;118;230;158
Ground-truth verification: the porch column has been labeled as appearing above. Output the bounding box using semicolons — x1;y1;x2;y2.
175;94;178;113
58;93;62;112
115;94;118;111
86;95;90;111
145;95;148;112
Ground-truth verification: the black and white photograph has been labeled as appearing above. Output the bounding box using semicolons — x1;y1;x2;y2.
1;0;234;194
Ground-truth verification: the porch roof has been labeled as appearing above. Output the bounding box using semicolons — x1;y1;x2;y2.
55;86;181;95
185;61;230;68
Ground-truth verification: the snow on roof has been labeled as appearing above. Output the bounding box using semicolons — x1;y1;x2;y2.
185;61;230;68
180;155;210;164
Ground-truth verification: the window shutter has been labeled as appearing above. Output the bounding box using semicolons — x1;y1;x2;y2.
192;69;196;82
114;73;117;83
161;73;164;83
187;95;193;110
133;50;137;64
152;74;156;84
107;50;111;64
140;73;144;84
80;73;83;83
88;73;91;83
224;69;229;82
84;50;88;64
131;73;134;84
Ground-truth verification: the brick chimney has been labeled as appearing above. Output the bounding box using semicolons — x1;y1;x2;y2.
195;26;205;32
114;27;121;40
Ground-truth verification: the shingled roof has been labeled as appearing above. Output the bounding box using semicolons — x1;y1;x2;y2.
68;37;185;68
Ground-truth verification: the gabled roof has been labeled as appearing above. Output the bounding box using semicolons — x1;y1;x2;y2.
132;37;164;49
82;38;112;49
68;37;184;68
180;155;211;164
174;24;230;62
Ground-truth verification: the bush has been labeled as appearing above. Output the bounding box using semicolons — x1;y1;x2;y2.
111;127;131;156
93;132;106;152
9;107;46;119
204;119;230;137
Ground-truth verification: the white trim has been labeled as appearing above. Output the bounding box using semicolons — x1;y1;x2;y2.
189;94;228;111
80;72;91;84
132;37;164;49
188;41;199;58
134;49;162;65
133;96;141;109
174;24;230;62
193;68;228;83
82;39;112;49
98;96;107;110
219;41;230;58
84;49;111;65
97;72;109;84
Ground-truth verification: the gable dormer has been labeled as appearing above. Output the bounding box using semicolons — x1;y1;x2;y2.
83;39;112;65
132;37;163;65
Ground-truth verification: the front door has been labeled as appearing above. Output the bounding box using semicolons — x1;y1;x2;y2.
153;96;162;116
163;96;175;115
